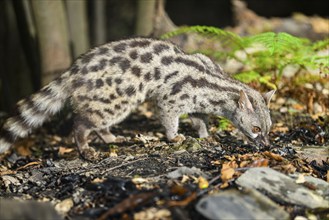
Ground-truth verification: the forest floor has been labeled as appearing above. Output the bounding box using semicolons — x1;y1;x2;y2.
0;99;328;219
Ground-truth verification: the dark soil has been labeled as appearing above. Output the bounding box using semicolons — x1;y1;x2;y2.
0;109;328;219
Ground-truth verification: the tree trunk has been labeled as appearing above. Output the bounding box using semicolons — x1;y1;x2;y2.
31;0;71;85
12;0;40;91
91;0;106;46
65;0;90;59
135;0;156;36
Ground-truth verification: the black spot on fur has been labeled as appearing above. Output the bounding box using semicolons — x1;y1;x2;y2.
139;82;144;91
110;56;123;65
154;68;161;80
87;79;93;91
129;50;138;60
140;52;153;63
164;71;179;83
113;43;127;53
180;94;189;100
193;95;197;104
39;86;53;97
115;78;122;84
121;100;129;105
98;47;109;55
90;65;99;72
110;56;131;72
116;87;123;96
72;78;84;89
130;39;151;48
86;109;104;118
96;79;104;88
119;59;131;72
104;108;114;115
110;94;116;99
125;86;136;96
208;99;225;106
174;47;183;54
114;104;121;110
169;100;175;104
0;128;15;143
70;64;80;74
144;72;151;81
77;95;92;102
170;76;237;95
153;43;170;54
81;52;95;63
106;77;112;86
163;94;168;100
131;66;141;77
98;59;108;71
81;67;88;74
175;57;204;72
161;56;174;65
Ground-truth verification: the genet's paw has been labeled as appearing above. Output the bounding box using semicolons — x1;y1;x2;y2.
170;134;186;143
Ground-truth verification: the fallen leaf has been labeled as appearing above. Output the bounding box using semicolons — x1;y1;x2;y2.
198;176;209;189
16;161;42;171
59;146;74;155
250;158;269;167
263;151;284;161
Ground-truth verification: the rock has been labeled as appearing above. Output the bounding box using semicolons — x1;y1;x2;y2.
166;166;208;179
196;188;289;220
55;198;74;216
236;167;329;209
0;199;62;220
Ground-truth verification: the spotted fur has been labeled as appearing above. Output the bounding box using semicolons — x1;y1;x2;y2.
0;37;275;157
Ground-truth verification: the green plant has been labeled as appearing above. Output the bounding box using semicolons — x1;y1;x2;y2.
162;26;329;89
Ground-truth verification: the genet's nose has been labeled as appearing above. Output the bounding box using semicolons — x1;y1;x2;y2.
260;135;270;146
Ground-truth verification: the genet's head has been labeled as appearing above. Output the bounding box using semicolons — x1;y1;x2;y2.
231;90;276;146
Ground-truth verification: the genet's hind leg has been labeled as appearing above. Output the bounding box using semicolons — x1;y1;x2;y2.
158;109;185;142
73;116;98;160
95;128;116;143
189;113;209;138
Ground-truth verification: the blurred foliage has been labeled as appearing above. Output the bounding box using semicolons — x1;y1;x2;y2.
162;26;329;89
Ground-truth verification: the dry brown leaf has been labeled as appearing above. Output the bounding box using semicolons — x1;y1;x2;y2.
16;161;42;171
250;158;269;167
221;162;237;182
198;176;209;189
263;151;284;161
58;146;74;155
239;160;249;168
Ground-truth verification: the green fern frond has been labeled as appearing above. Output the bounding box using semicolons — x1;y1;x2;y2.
245;32;308;55
161;25;243;49
312;38;329;51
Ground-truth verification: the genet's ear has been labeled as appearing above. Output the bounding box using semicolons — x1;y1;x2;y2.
262;90;276;107
238;90;254;112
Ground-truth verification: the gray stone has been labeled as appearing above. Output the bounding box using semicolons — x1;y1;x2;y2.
196;189;289;220
236;167;329;209
0;199;62;220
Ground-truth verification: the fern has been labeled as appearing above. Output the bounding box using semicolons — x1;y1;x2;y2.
162;26;329;87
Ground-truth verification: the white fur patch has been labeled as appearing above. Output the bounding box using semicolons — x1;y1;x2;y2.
0;139;11;153
7;120;30;137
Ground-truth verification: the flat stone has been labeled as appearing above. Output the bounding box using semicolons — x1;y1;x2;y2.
0;199;61;220
196;188;289;220
236;167;329;209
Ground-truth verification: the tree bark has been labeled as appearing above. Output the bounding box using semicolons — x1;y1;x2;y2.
66;0;90;58
91;0;106;46
31;0;71;85
135;0;156;36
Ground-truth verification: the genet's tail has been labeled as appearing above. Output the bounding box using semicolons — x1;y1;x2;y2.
0;71;70;153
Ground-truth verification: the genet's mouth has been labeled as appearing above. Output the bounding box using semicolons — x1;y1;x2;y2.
247;134;270;147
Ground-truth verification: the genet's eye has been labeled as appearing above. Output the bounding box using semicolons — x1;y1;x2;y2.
252;126;261;133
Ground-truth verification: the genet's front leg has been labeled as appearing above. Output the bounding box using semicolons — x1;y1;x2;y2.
158;110;185;142
189;113;209;138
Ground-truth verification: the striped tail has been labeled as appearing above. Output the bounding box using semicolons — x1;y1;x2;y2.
0;71;70;153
